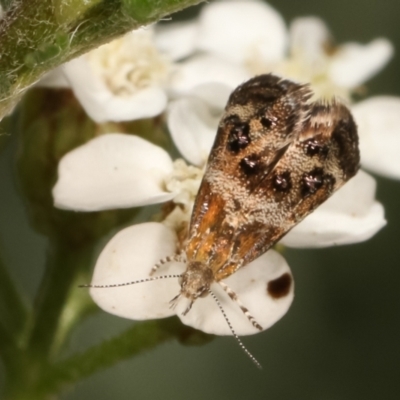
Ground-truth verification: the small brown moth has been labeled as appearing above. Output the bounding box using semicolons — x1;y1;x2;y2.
181;73;359;297
85;74;360;367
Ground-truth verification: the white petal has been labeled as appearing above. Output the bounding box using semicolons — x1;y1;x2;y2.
329;39;393;88
352;96;400;179
63;57;167;122
196;0;287;64
168;87;227;166
189;82;232;111
289;17;331;61
53;134;175;211
155;21;198;61
90;223;185;320
281;170;386;248
169;54;250;94
179;250;294;336
37;67;70;88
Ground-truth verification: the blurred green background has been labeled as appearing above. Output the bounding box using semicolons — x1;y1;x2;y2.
1;0;400;399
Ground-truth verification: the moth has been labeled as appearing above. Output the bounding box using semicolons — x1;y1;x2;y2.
176;73;358;302
86;74;360;367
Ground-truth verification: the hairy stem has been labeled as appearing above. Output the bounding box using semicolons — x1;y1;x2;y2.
0;0;203;119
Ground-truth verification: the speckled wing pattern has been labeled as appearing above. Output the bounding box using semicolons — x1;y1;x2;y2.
186;74;360;280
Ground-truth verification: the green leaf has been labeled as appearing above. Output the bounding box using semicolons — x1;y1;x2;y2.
53;0;102;25
122;0;203;23
0;0;205;120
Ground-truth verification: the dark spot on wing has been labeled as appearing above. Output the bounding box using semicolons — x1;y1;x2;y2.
227;122;250;153
323;174;336;190
240;154;260;175
233;198;241;211
267;273;292;299
304;138;328;158
331;116;360;179
273;171;292;192
260;117;272;129
302;168;324;196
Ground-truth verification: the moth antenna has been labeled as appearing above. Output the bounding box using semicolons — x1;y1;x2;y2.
150;252;186;275
208;289;262;370
219;281;263;331
79;274;183;289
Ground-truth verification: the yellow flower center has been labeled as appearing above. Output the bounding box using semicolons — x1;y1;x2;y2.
88;29;170;96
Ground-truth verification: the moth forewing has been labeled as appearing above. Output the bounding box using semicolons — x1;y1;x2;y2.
186;76;313;276
186;75;359;282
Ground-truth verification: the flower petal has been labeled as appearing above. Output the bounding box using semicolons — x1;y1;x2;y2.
53;134;175;211
189;82;232;111
329;39;393;88
63;57;167;122
196;0;287;64
281;170;386;248
90;222;185;320
168;85;229;166
169;54;250;94
289;17;331;61
155;21;198;61
179;250;294;336
352;96;400;179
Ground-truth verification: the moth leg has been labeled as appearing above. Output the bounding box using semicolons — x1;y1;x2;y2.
149;252;186;275
218;281;263;331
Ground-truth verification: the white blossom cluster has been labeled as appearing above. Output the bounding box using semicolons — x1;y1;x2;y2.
50;1;397;336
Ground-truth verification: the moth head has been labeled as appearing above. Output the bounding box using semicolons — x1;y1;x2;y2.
179;261;214;301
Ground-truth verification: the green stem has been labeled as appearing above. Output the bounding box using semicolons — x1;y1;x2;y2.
50;270;99;357
27;239;95;361
35;318;210;397
3;317;210;399
0;0;204;119
0;245;29;345
0;320;17;367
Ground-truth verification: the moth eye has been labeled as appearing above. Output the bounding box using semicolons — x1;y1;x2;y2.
272;171;292;192
304;138;328;157
302;168;324;196
227;123;250;153
260;117;272;129
240;154;260;175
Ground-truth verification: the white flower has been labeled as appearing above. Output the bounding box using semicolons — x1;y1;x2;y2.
165;0;392;100
161;0;400;179
53;100;385;335
90;222;294;336
167;83;232;166
53;134;176;211
280;170;385;248
40;21;248;123
51;1;389;336
352;97;400;180
44;28;171;123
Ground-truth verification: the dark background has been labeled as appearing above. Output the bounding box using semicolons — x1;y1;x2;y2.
1;1;400;399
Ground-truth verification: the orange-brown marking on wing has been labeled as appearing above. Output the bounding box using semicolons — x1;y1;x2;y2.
186;181;237;275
